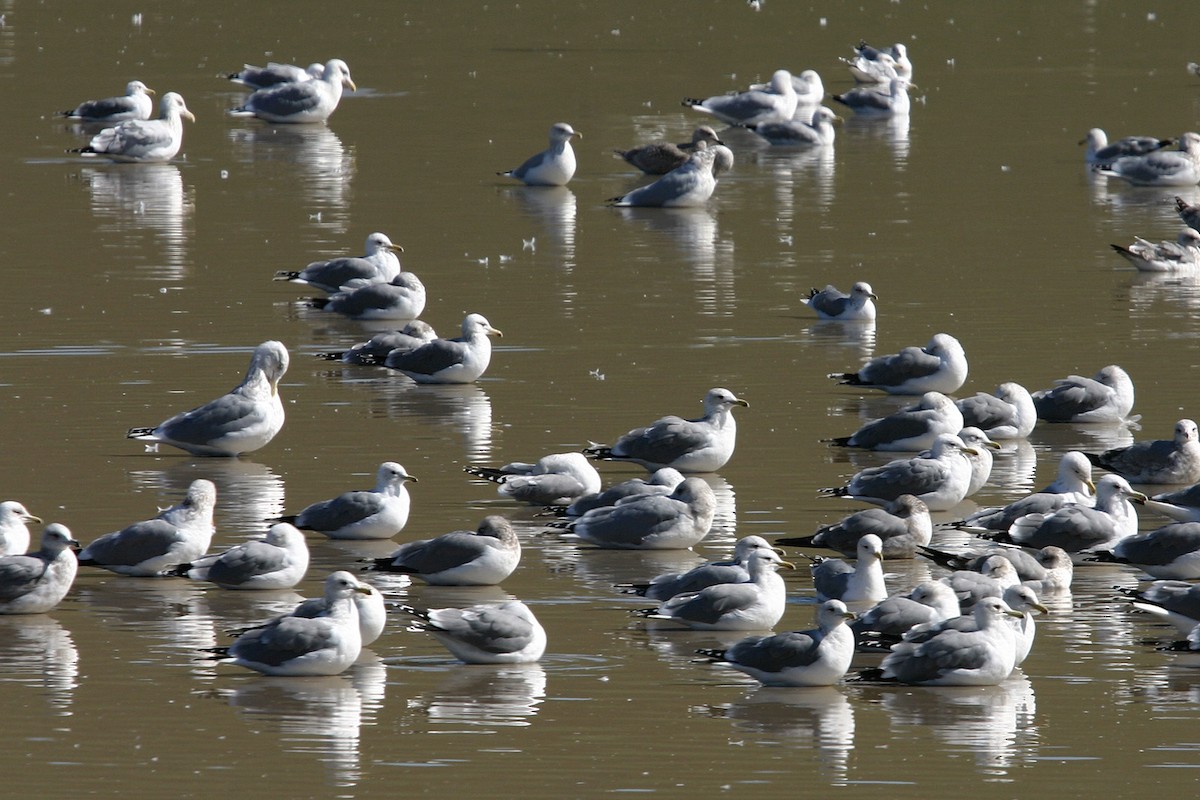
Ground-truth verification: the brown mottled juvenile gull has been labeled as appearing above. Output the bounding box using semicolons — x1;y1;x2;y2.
371;515;520;586
1086;419;1200;485
59;80;154;122
1031;364;1135;423
613;126;723;175
398;599;546;664
277;462;416;540
0;524;79;614
229;59;355;123
801;280;876;321
274;232;403;292
70;92;194;163
498;122;581;186
608;143;727;208
383;313;503;384
172;523;309;590
79;480;216;576
828;333;967;395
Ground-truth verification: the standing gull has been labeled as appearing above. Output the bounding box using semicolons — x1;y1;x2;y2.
819;433;978;511
746;106;839;147
127;341;288;457
498;122;581;186
465;452;600;506
226;61;324;90
1111;229;1200;272
274;232;404;292
229;59;356;123
1080;128;1174;166
616;535;784;601
59;80;154;122
172;523;309;590
956;382;1037;439
78;480;216;576
0;524;79;614
802;280;877;321
634;548;793;631
370;515;520;586
1031;364;1135;423
277;462;417;540
833;77;913;117
992;474;1146;555
309;272;426;322
399;599;546;664
554;477;716;550
808;534;886;604
683;70;799;126
0;501;41;556
612;126;723;175
826;392;963;452
776;494;932;559
1085;419;1200;485
318;320;437;366
1095;131;1200;186
608;143;727;208
828;333;967;395
70;92;195;163
383;313;503;384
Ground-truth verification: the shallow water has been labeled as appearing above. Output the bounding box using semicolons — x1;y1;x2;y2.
4;0;1200;796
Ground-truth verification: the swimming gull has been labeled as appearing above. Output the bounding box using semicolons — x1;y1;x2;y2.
79;480;216;576
370;515;519;586
274;232;404;292
612;126;723;175
399;599;546;664
498;122;581;186
318;320;438;366
126;341;288;457
832;77;912;117
683;70;799;126
226;575;387;646
746;106;839;147
828;332;967;395
808;534;887;604
819;433;978;511
1081;128;1175;166
1120;579;1200;634
229;58;355;123
956;382;1037;440
1089;521;1200;579
172;523;309;590
776;494;932;559
465;452;601;506
989;473;1146;555
584;387;748;472
747;69;825;104
58;80;154;122
0;524;79;614
907;585;1044;666
1111;228;1200;272
1095;131;1200;186
850;581;961;647
551;467;685;518
1085;419;1200;485
309;272;426;321
1176;196;1200;232
1031;364;1135;423
554;477;716;550
634;548;793;630
226;61;324;90
69;92;195;163
616;535;783;601
826;391;962;452
0;501;41;556
277;461;417;540
608;143;726;208
802;280;876;321
920;544;1074;596
843;41;914;83
697;599;856;687
382;313;503;384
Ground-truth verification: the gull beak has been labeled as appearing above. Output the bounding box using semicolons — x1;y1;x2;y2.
355;585;375;596
868;292;878;299
779;560;796;570
146;87;156;95
962;446;981;456
1005;609;1025;619
1030;602;1049;615
23;513;43;525
573;131;583;140
734;398;750;408
1130;491;1149;505
345;78;358;92
403;474;419;483
183;109;197;123
984;440;1003;451
388;243;405;253
1085;479;1097;496
842;611;857;621
772;546;788;556
488;325;504;338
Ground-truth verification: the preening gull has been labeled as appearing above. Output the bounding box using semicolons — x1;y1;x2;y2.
850;581;961;645
1089;522;1200;579
1111;229;1200;272
612;126;723;175
633;548;793;630
802;280;876;321
172;523;309;590
70;92;194;163
1080;128;1174;166
498;122;581;186
746;106;839;147
465;453;601;506
274;232;404;292
229;59;355;123
399;599;546;664
79;480;216;576
956;382;1037;439
827;391;962;452
990;473;1146;555
0;524;79;614
832;77;912;117
808;534;886;604
1085;419;1200;485
1095;131;1200;186
819;433;978;511
608;143;727;208
277;462;417;540
698;599;856;687
0;501;41;556
59;80;154;122
383;313;503;384
1146;483;1200;523
126;341;288;457
309;272;426;321
554;477;716;550
226;61;324;90
843;41;914;83
951;451;1096;532
1120;580;1200;634
616;535;783;601
776;494;931;559
370;515;520;586
1031;364;1135;423
1176;196;1200;232
584;387;748;472
683;70;799;126
828;333;967;395
552;468;685;517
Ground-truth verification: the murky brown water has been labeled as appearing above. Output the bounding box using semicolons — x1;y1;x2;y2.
5;0;1200;796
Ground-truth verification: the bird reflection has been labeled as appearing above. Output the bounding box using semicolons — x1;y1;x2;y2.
539;544;704;592
985;439;1038;492
754;144;837;212
843;114;911;166
128;458;286;536
1129;270;1200;315
502;186;577;270
0;615;79;712
799;319;877;361
407;663;546;728
1029;421;1137;455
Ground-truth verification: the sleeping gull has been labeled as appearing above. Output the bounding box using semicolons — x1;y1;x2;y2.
843;41;914;83
1111;229;1200;272
79;480;216;576
988;473;1146;555
498;122;581;186
956;382;1037;439
69;92;195;163
1176;196;1200;232
126;341;288;457
274;232;404;292
383;313;503;384
0;501;41;556
808;534;886;604
1089;522;1200;579
58;80;154;122
826;391;962;452
939;555;1020;610
616;535;783;601
0;524;79;614
465;452;601;506
1095;131;1200;186
553;477;716;550
309;272;426;321
612;125;723;175
551;467;685;518
369;515;519;586
747;69;825;103
276;462;417;540
318;320;437;366
398;599;546;664
819;433;978;511
776;494;932;559
226;61;324;90
1085;419;1200;485
584;387;748;472
171;523;309;590
697;599;856;686
745;106;839;147
683;70;799;126
1120;579;1200;634
633;548;793;630
802;280;877;321
1081;128;1175;166
832;77;913;117
920;545;1075;596
608;143;727;208
828;332;967;395
850;581;961;646
229;59;355;123
1031;364;1135;422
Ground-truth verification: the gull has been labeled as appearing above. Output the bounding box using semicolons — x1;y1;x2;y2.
0;501;41;556
554;477;716;550
277;462;417;540
211;572;373;676
498;122;581;186
1120;580;1200;634
939;555;1020;610
370;515;520;586
904;586;1045;666
1081;128;1175;166
1089;521;1200;579
697;599;856;686
954;427;1002;497
850;581;961;646
634;548;793;630
990;474;1147;555
1095;131;1200;186
776;494;931;559
616;535;784;601
171;523;309;590
69;92;195;163
1085;419;1200;485
956;382;1037;439
747;69;825;103
318;320;438;365
843;41;914;83
876;596;1025;685
584;387;749;472
607;143;725;208
745;106;839;147
551;467;685;518
832;77;912;117
0;524;80;614
398;599;546;664
683;70;799;126
801;280;877;321
465;452;600;506
612;125;723;175
228;576;386;646
229;58;355;123
382;313;503;384
79;480;216;576
826;391;962;452
1111;228;1200;272
1145;483;1200;523
126;341;288;457
226;61;324;90
819;433;978;511
273;232;404;291
1176;196;1200;232
309;272;426;321
58;80;154;122
828;332;967;395
1031;364;1135;422
920;545;1074;596
808;534;886;604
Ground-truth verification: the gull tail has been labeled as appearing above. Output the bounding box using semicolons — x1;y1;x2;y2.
307;297;331;310
613;582;652;597
126;426;157;440
817;486;850;498
582;442;614;461
463;465;509;484
774;534;819;548
1082;550;1124;564
823;436;853;448
827;372;865;386
273;270;303;282
694;648;727;662
916;545;969;570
